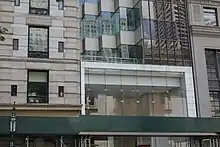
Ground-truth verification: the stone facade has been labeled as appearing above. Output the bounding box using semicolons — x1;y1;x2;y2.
0;0;80;114
189;0;220;117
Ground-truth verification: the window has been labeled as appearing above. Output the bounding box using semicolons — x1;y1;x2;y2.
27;71;49;103
14;0;20;6
81;16;98;38
58;41;64;52
58;86;64;97
28;26;49;58
205;49;220;117
58;0;64;10
13;39;19;50
203;7;218;26
205;50;219;90
30;0;49;15
11;85;17;96
102;21;112;35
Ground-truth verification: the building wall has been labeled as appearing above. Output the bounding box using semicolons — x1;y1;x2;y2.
188;0;220;117
0;0;80;108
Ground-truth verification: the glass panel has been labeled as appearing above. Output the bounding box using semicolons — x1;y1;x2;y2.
205;50;218;79
29;27;48;52
31;0;48;9
134;2;141;29
143;19;156;40
97;12;112;35
81;15;98;38
209;91;220;117
204;7;217;26
85;68;188;117
112;11;120;34
28;82;48;103
29;71;48;82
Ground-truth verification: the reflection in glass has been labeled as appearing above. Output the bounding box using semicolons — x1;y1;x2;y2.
27;71;48;104
204;7;217;26
30;0;49;15
143;19;156;40
29;27;48;52
31;0;48;9
85;68;187;117
205;49;220;117
116;45;143;63
97;12;113;35
81;15;98;38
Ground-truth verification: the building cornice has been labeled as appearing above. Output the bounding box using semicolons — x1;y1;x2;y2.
190;25;220;37
188;0;220;6
0;56;79;64
0;103;82;111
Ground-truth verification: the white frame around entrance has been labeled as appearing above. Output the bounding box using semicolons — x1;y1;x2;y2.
81;62;196;117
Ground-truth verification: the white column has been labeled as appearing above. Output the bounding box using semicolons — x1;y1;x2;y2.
81;62;86;115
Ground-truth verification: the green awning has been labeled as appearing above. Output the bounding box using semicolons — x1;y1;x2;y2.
79;116;220;136
1;116;220;136
0;116;10;135
17;116;80;135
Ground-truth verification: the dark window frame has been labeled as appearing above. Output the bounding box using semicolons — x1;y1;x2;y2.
58;86;64;97
58;0;64;10
58;41;64;52
27;70;49;104
14;0;20;6
205;49;220;117
13;39;19;50
28;26;49;58
11;85;17;96
203;7;218;26
29;0;50;15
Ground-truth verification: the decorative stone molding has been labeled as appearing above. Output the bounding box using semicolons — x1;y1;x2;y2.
26;15;52;26
190;25;220;37
0;103;82;111
188;0;220;6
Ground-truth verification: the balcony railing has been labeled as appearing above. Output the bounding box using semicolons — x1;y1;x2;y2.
27;96;49;104
28;51;49;58
82;55;140;64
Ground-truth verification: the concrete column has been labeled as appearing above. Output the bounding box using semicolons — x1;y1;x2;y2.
108;137;114;147
151;137;169;147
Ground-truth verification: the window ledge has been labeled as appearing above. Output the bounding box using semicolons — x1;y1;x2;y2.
26;15;52;26
0;103;82;111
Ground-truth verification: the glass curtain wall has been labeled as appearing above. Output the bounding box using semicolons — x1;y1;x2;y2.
142;0;191;66
85;67;189;147
85;68;187;116
81;0;191;66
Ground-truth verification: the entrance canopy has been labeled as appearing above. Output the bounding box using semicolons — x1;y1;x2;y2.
1;116;220;136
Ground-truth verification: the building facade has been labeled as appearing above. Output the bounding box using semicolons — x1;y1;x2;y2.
79;0;197;146
0;0;81;116
0;0;220;147
189;0;220;117
80;0;196;117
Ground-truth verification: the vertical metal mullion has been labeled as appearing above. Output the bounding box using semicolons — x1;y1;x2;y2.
147;0;154;64
162;1;169;65
155;2;162;64
104;69;108;115
170;1;177;65
176;0;184;65
214;51;220;115
215;52;220;84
